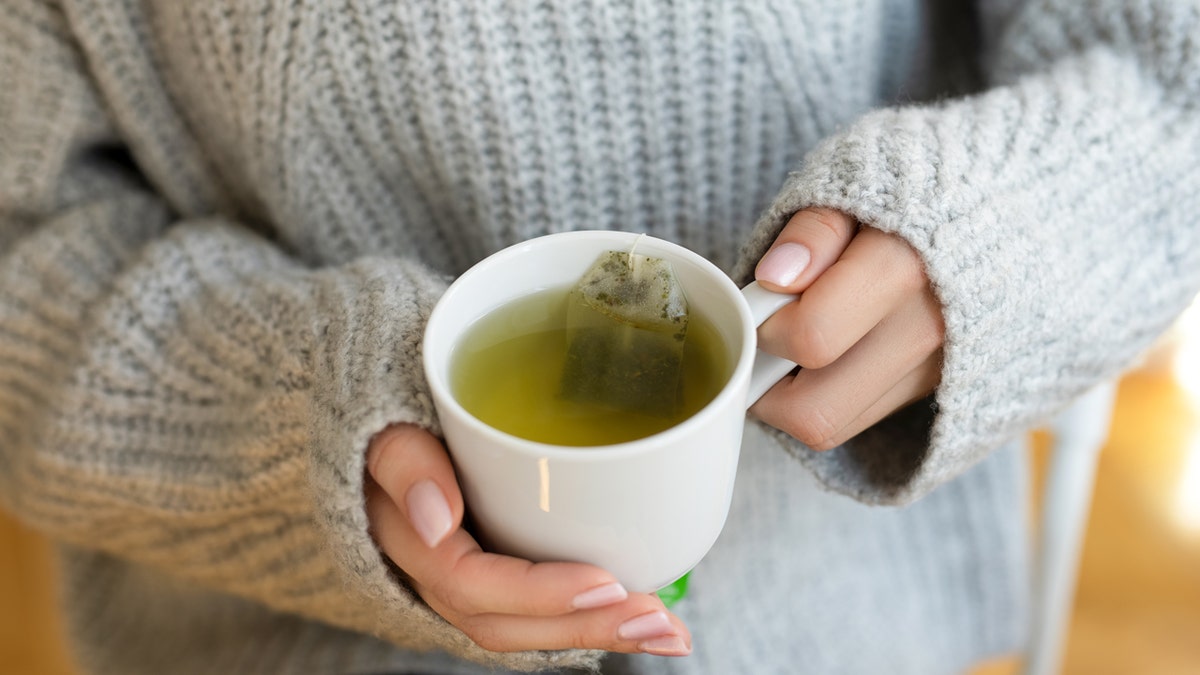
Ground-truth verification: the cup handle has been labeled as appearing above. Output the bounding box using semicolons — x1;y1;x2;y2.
741;281;801;407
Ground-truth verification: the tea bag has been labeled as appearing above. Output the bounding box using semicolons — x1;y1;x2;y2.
560;240;689;417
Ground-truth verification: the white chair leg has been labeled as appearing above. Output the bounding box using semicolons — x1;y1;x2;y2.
1024;381;1119;675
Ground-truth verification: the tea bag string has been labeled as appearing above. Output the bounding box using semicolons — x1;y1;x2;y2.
628;233;647;276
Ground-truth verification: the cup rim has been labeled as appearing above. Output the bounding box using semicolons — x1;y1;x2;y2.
423;230;757;460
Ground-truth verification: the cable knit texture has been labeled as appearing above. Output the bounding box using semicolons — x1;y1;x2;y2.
1;0;1198;673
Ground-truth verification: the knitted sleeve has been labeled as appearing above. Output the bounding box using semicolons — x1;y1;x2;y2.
0;3;590;671
735;0;1200;505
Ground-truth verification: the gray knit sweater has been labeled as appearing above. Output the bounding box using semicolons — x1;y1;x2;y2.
2;0;1198;673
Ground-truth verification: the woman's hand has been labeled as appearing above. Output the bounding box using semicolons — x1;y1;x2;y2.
364;424;692;656
751;208;945;450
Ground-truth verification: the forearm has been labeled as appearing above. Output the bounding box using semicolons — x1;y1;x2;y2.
0;5;590;670
737;0;1200;504
1;194;441;614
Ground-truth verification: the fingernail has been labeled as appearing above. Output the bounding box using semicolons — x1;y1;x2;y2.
639;635;692;656
756;242;811;287
405;480;453;548
572;582;628;610
617;611;674;641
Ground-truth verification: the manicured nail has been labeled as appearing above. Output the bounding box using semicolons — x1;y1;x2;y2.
572;582;628;610
756;242;811;287
617;611;674;641
405;480;453;548
638;635;692;656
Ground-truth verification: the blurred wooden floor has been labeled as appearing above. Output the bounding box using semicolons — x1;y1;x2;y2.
4;315;1200;674
0;513;75;675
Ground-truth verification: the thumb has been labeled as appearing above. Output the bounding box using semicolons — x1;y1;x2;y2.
755;208;858;293
366;423;464;549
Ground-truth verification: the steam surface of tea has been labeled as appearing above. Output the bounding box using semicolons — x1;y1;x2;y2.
450;288;731;446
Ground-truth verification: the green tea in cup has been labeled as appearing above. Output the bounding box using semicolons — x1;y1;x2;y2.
449;286;732;447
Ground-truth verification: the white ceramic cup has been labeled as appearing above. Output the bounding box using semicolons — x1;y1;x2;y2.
423;230;796;592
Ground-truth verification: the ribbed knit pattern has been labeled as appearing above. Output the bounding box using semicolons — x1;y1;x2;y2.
2;0;1198;673
734;0;1200;504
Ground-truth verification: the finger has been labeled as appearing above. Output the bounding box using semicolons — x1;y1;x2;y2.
367;424;464;548
754;208;858;293
367;426;623;616
821;351;942;448
367;487;628;614
751;293;943;450
758;227;933;369
445;599;692;655
371;494;690;655
367;474;627;618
